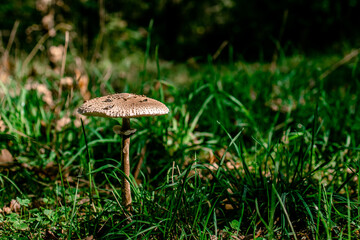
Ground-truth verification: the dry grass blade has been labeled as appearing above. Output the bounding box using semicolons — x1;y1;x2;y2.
1;21;19;74
5;21;20;53
319;48;360;80
60;31;69;78
21;32;50;75
59;31;69;97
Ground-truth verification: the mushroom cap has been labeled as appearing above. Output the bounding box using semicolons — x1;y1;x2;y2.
77;93;169;118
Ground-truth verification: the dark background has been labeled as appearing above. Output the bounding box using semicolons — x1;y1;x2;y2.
1;0;360;62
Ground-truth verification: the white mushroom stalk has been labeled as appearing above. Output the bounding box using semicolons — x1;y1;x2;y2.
78;93;169;212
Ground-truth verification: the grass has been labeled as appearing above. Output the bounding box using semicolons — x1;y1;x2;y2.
0;37;360;239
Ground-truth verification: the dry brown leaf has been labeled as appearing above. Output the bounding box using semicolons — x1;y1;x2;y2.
226;161;239;170
0;52;11;85
77;198;90;206
216;148;232;160
0;117;6;132
56;116;71;131
42;9;56;37
48;45;64;64
75;69;90;100
10;199;21;213
1;51;11;71
3;206;11;214
208;163;219;172
0;149;13;163
0;70;10;84
208;149;216;164
255;228;263;238
36;0;52;12
60;77;73;87
37;84;54;107
210;235;218;240
225;204;234;210
206;163;219;180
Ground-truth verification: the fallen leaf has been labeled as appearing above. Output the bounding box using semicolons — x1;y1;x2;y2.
210;235;217;240
3;206;11;214
60;77;73;87
0;70;10;84
56;116;71;131
75;69;91;100
0;117;6;131
48;45;64;64
225;204;234;210
0;149;13;163
208;149;216;164
42;9;56;37
77;198;90;206
10;199;21;213
36;0;52;13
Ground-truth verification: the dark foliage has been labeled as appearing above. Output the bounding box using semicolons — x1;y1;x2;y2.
1;0;360;61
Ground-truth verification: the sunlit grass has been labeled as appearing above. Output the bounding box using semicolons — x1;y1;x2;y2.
0;45;359;239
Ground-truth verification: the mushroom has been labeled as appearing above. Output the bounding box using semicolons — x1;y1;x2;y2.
77;93;169;212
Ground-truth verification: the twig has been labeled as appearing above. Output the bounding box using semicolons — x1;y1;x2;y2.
21;32;50;75
319;48;360;80
60;31;69;78
111;190;132;222
5;20;20;54
59;31;69;97
2;21;20;71
212;40;228;60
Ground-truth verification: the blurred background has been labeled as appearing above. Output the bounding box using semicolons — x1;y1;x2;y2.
1;0;360;63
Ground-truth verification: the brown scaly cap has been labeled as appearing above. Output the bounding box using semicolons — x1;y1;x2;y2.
77;93;169;118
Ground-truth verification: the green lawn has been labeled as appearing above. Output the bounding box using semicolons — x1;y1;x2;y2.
0;47;359;239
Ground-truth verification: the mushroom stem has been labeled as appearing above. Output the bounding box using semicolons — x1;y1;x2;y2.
121;117;132;212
